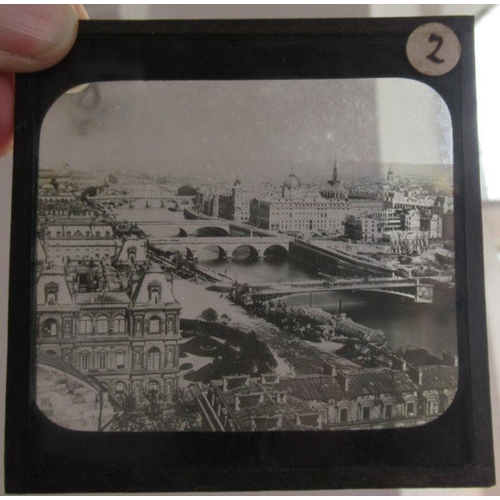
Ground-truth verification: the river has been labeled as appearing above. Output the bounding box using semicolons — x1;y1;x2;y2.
113;206;458;358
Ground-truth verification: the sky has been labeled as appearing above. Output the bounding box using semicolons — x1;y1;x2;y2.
40;78;453;183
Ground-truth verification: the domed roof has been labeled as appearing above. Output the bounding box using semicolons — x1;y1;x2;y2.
283;173;301;189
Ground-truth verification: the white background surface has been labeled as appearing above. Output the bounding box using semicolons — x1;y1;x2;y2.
0;4;498;494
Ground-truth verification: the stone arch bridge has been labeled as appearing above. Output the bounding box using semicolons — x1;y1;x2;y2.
149;236;290;261
90;194;195;209
134;220;232;237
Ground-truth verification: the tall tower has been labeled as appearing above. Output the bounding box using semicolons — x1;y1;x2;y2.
387;165;394;183
332;157;338;184
232;177;242;222
212;186;220;218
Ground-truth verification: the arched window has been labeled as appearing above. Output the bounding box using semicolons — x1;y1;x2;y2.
46;350;57;356
96;315;109;334
66;230;72;237
134;349;142;369
79;315;92;334
113;314;126;333
85;231;91;237
44;282;59;305
135;318;143;334
95;230;101;237
115;351;126;370
74;230;83;238
105;230;111;237
147;347;161;370
42;318;57;337
97;351;107;371
148;281;162;304
80;352;90;372
56;230;62;237
149;380;160;395
63;319;72;336
148;316;161;334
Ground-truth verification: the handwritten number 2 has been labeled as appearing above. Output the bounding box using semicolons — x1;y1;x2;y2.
426;33;445;64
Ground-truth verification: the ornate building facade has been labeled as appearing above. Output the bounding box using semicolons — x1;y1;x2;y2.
36;262;182;405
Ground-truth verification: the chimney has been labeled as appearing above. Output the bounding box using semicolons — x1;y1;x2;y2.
234;395;240;412
391;355;407;372
336;370;350;392
223;375;250;392
442;350;458;367
408;364;423;385
261;374;280;385
276;391;288;404
323;359;337;376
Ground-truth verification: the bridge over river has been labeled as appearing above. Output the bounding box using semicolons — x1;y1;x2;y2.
91;194;195;209
239;276;452;304
149;235;291;261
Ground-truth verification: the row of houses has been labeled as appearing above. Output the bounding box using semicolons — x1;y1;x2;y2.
191;351;458;432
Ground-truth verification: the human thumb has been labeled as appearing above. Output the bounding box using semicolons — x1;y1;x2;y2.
0;5;87;73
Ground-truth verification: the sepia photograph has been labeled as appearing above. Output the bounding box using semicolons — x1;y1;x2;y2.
35;77;458;432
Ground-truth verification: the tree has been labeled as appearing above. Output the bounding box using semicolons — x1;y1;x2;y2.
108;173;118;184
200;308;218;323
50;178;59;191
177;185;198;196
167;388;200;430
220;313;231;325
110;389;200;432
81;186;97;201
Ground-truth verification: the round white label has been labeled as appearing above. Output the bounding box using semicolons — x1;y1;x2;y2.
406;23;461;76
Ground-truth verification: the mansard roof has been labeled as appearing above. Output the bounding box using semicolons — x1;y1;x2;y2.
116;236;147;263
131;264;178;306
36;238;47;262
74;291;131;305
36;266;74;306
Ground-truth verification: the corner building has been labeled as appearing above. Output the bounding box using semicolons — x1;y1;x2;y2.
36;263;182;404
249;172;347;234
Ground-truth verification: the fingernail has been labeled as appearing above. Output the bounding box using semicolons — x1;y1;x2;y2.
73;5;90;21
0;5;78;63
66;82;90;94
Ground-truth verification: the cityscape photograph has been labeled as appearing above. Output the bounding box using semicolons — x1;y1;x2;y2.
34;78;458;432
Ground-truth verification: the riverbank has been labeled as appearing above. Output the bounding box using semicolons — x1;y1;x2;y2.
172;278;355;375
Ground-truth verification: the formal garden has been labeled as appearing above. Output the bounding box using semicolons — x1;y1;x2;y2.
179;308;277;383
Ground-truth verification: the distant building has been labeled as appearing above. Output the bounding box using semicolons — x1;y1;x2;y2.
41;219;118;265
345;215;380;242
401;209;421;232
420;213;443;239
192;352;458;431
218;177;253;223
385;191;436;211
249;172;347;234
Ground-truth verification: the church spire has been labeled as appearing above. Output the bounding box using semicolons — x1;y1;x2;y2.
332;156;338;184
